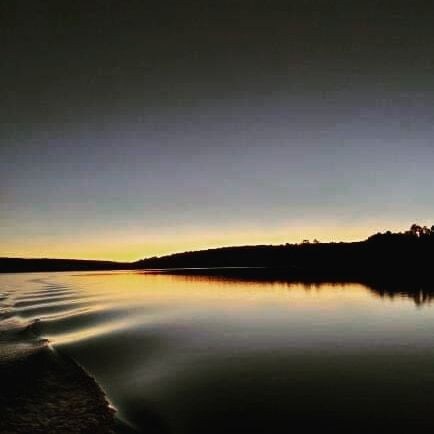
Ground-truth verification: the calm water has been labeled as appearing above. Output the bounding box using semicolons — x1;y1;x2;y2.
2;271;434;433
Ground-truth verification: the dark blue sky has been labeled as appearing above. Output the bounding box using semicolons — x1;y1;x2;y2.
2;1;434;259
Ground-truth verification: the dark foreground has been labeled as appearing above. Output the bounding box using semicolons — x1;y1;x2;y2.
0;312;118;433
0;348;115;433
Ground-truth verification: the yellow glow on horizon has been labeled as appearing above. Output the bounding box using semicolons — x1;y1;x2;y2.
0;219;419;262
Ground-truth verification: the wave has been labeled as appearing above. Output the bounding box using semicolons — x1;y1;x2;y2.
0;277;127;433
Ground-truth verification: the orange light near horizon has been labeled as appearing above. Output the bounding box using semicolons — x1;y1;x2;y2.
0;220;418;262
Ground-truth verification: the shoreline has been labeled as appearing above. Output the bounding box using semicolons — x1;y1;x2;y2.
0;304;129;433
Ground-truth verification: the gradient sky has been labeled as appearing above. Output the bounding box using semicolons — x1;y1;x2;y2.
2;1;434;260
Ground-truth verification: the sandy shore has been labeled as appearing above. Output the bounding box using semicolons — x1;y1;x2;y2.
0;314;118;433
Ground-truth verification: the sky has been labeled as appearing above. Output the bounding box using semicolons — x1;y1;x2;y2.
1;1;434;261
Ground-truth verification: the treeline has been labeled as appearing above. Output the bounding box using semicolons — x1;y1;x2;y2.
367;223;434;242
0;258;130;273
136;224;434;281
2;224;433;278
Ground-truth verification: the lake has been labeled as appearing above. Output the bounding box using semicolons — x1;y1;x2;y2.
2;270;434;433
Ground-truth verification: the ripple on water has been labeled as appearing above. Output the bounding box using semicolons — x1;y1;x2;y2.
4;270;434;434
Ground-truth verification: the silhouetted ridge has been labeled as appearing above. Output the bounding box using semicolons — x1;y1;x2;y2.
0;258;130;273
136;224;434;281
3;225;434;280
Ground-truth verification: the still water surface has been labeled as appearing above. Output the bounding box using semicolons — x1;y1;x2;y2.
2;271;434;433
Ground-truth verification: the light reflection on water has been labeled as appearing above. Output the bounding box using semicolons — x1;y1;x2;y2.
2;271;434;433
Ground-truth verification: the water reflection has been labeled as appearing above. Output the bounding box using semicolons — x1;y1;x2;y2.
163;270;434;306
2;271;434;433
367;281;434;306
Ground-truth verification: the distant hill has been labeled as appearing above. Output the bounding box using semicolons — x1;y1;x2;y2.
2;224;433;280
136;224;434;282
0;258;131;273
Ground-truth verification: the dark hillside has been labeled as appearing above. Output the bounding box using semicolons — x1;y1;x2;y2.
0;258;130;273
136;224;434;281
